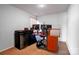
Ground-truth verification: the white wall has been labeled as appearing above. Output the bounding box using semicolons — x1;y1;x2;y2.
67;4;79;55
30;16;42;27
37;13;61;28
60;12;68;42
37;12;67;42
0;5;31;52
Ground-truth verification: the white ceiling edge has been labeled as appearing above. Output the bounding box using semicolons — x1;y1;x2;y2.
10;4;70;17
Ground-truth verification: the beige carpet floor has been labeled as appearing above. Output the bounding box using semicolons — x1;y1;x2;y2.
0;41;70;55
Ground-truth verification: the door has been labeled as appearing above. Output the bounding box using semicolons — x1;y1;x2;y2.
47;36;58;52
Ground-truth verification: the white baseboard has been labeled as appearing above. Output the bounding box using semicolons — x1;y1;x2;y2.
0;46;14;53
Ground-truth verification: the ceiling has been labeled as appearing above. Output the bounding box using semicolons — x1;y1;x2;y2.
11;4;69;16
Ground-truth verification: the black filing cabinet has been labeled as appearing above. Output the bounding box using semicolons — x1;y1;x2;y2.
14;30;36;49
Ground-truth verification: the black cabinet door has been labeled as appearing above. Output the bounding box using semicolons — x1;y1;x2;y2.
15;31;25;49
15;31;20;49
